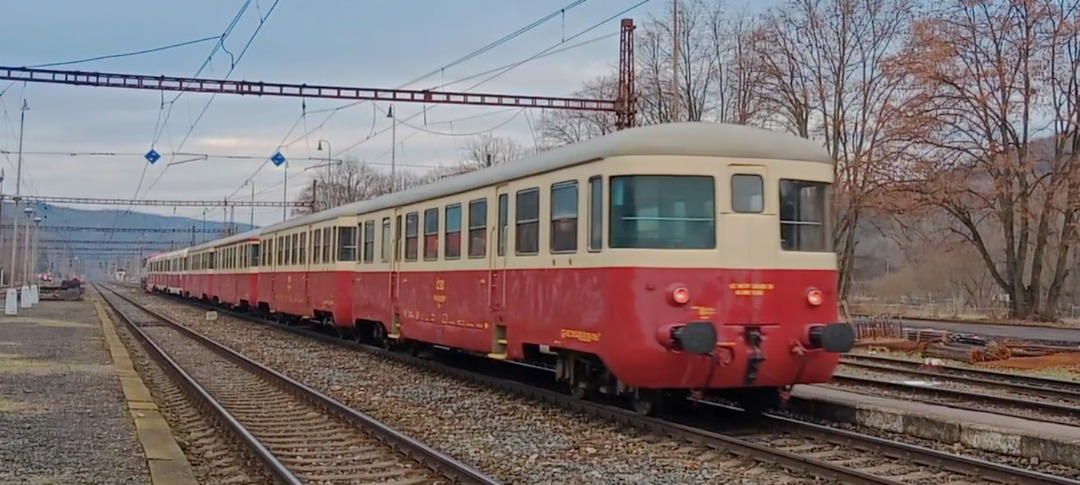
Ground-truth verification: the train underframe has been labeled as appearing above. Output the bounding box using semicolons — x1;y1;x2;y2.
147;286;814;416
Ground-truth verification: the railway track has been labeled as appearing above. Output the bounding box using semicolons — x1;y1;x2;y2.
110;284;1078;485
841;353;1080;391
96;284;499;485
833;354;1080;426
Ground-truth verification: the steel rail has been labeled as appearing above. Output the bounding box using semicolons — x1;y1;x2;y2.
118;284;1079;485
95;287;301;485
828;372;1080;426
840;359;1080;402
97;284;501;485
840;353;1080;393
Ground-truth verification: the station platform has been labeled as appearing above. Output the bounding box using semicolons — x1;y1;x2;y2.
790;384;1080;468
0;297;195;484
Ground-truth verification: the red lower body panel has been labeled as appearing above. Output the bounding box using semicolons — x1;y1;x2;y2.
168;266;844;390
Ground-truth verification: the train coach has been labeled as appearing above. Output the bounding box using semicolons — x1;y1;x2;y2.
145;247;188;295
146;122;855;415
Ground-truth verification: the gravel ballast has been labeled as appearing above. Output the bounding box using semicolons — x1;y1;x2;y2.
0;301;150;485
129;290;816;485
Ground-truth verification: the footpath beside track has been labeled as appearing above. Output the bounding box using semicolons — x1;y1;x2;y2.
97;284;500;485
111;284;1079;485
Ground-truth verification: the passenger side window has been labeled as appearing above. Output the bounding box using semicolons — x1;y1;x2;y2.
322;227;332;263
363;221;375;263
338;226;358;261
424;208;439;260
381;218;391;263
445;204;462;260
589;176;602;251
300;232;308;265
732;174;764;213
313;229;323;264
405;212;419;261
551;181;578;253
468;199;487;258
497;194;508;257
515;188;540;255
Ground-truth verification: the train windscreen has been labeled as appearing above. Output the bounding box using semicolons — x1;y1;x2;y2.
609;175;716;249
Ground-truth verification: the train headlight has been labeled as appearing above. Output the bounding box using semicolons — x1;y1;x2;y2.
670;285;691;305
806;288;824;306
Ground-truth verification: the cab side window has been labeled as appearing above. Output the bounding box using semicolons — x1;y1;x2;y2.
732;174;764;213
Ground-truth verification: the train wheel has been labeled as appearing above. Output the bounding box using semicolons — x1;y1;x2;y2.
371;324;388;348
570;383;594;401
631;389;665;417
734;387;781;414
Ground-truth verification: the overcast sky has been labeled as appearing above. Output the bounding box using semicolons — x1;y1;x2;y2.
0;0;704;227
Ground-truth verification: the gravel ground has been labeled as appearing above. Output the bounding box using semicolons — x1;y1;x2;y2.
125;290;818;485
829;366;1078;425
0;301;150;485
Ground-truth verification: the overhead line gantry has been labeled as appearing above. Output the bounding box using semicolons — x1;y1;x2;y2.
0;19;637;127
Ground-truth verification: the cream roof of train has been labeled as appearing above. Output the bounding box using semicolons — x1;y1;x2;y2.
260;122;833;234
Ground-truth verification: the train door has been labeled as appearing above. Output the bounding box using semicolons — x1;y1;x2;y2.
723;164;773;321
302;228;312;313
488;184;509;312
487;184;510;359
388;208;403;338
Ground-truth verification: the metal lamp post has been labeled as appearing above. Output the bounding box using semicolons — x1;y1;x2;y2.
317;139;331;211
387;105;396;192
9;100;28;288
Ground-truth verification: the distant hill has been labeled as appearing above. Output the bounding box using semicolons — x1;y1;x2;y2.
0;200;255;281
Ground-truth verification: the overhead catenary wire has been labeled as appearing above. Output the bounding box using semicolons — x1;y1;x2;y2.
24;35;221;69
112;1;270;246
225;0;597;201
324;2;651;161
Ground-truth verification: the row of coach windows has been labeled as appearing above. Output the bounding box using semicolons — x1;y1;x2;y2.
390;178;596;263
214;243;261;270
163;175;831;272
260;226;360;267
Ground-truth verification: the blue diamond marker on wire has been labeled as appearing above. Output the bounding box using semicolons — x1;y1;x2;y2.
271;151;286;167
144;149;161;164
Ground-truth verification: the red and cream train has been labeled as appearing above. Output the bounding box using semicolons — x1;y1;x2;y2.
145;122;854;414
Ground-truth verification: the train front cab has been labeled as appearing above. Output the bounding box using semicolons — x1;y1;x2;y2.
549;154;854;415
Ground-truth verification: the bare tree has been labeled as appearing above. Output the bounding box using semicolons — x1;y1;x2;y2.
750;0;921;300
460;133;528;169
706;5;769;125
539;74;620;147
635;0;718;123
895;0;1080;319
293;158;394;215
